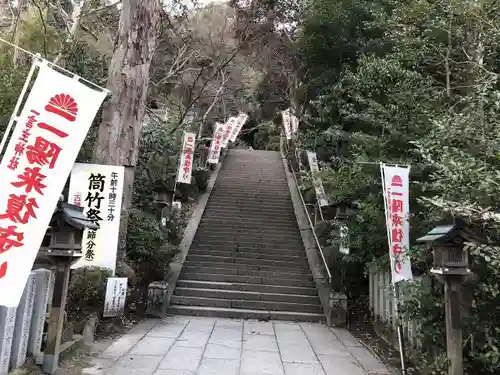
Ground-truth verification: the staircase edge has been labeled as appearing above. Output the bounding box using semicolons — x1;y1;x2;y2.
279;135;348;328
165;150;227;306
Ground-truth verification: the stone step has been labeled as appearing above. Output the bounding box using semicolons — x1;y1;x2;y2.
181;265;312;280
203;208;295;217
207;199;291;207
170;295;323;314
187;246;304;257
174;287;320;305
183;260;310;273
193;232;303;244
208;199;293;207
217;172;285;178
201;212;298;223
186;254;308;268
176;280;318;296
212;183;288;189
197;219;298;229
179;272;314;288
189;242;304;252
191;235;304;246
210;191;291;199
186;250;306;263
195;226;301;236
168;305;326;323
214;182;286;187
192;228;301;242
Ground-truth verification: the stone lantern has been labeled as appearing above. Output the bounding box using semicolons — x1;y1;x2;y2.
152;183;173;207
324;199;358;254
38;198;98;375
416;218;485;375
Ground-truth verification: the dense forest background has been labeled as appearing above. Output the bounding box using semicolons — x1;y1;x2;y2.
1;0;500;373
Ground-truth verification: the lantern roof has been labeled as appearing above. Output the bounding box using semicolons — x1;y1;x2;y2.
51;199;99;231
416;218;486;245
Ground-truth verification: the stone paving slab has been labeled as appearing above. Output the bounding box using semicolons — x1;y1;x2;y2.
83;316;393;375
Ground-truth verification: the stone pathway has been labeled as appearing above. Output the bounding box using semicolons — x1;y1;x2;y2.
83;316;392;375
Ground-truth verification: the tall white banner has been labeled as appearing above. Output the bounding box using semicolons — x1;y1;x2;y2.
281;109;292;140
221;117;236;148
207;122;224;164
306;151;329;207
229;113;249;142
177;132;196;184
381;164;412;283
68;163;124;273
290;109;299;134
0;61;107;307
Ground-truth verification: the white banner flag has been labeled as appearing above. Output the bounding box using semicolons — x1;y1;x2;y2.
291;113;299;134
0;61;107;307
282;109;292;140
229;113;249;142
289;108;299;134
68;163;124;273
177;132;196;184
381;164;412;283
306;151;329;207
207;122;225;164
221;117;236;148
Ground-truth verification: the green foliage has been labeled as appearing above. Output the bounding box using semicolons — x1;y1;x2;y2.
252;121;280;150
66;266;113;320
0;51;27;140
298;0;500;373
126;208;179;287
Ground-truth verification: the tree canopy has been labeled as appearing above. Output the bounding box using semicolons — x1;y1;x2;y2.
1;0;500;372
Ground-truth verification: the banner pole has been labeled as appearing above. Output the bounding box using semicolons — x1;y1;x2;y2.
380;163;408;375
0;57;40;158
173;132;185;206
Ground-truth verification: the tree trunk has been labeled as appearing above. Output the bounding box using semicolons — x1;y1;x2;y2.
92;0;161;277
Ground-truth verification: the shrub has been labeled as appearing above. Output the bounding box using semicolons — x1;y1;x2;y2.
126;208;179;288
66;266;113;321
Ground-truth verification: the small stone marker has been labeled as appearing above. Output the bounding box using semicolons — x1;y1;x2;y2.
0;306;17;375
146;281;169;318
10;272;36;369
28;269;53;364
103;277;128;318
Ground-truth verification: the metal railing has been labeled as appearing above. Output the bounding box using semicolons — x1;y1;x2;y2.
281;135;332;284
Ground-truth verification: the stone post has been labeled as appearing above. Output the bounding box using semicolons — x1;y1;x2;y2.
0;306;17;375
10;272;36;369
43;261;71;374
445;277;464;375
28;269;54;364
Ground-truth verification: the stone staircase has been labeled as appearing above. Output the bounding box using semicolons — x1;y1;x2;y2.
169;149;325;322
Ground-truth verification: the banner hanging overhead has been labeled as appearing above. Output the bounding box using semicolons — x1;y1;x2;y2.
0;60;107;307
381;164;413;283
229;113;249;142
306;151;329;207
281;109;292;140
207;122;225;164
177;132;196;184
221;117;236;148
68;163;124;273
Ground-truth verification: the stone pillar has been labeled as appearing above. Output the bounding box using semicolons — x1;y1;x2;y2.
28;269;54;365
0;306;17;375
146;281;169;318
10;272;36;369
445;278;464;375
43;261;71;374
